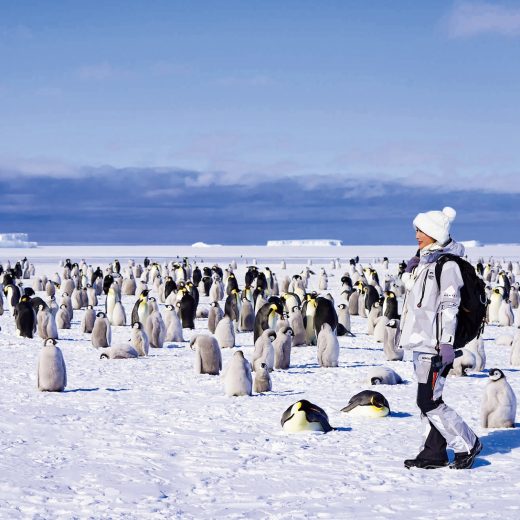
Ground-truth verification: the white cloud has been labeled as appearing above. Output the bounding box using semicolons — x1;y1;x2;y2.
445;1;520;38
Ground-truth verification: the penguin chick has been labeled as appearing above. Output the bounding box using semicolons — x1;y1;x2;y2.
273;327;293;370
130;322;149;356
37;338;67;392
317;323;339;368
367;366;403;385
100;344;139;359
223;350;253;397
191;334;222;375
253;362;272;393
481;368;517;428
251;329;276;372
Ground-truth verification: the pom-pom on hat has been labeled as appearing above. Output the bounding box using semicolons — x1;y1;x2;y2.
413;207;456;245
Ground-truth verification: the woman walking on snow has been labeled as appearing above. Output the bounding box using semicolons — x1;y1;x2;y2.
399;207;481;470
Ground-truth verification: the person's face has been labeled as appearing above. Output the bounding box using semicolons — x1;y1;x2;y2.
415;228;436;250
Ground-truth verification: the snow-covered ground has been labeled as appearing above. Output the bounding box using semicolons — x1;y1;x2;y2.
1;245;519;520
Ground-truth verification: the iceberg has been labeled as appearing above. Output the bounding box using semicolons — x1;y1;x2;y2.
0;233;38;248
266;239;343;247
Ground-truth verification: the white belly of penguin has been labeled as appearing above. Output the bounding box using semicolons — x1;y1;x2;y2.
283;411;324;433
348;405;389;418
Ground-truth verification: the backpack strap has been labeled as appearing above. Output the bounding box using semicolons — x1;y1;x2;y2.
434;254;459;288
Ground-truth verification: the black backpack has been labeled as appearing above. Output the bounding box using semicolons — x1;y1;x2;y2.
435;254;487;349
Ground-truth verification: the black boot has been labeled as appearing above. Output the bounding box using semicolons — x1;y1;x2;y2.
450;438;482;469
404;457;449;469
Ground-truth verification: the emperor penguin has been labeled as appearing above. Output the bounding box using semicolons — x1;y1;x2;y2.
289;306;306;347
111;301;127;327
498;300;515;327
130;322;149;356
179;291;197;329
32;278;43;292
71;288;83;310
281;400;333;433
100;344;139;359
4;283;21;313
488;288;503;323
348;289;359;316
61;279;75;297
382;291;399;320
55;304;71;330
510;332;520;367
254;300;283;342
131;290;150;327
383;319;404;361
238;298;255;332
367;366;403;385
36;305;58;341
450;349;476;376
60;292;73;320
91;312;112;349
86;284;98;307
367;301;382;335
191;334;222;375
105;283;120;322
146;309;166;349
373;316;390;343
341;390;391;418
314;297;338;337
253;363;272;393
81;305;97;333
317;323;339;368
481;368;517;428
273;326;293;370
215;315;235;349
15;295;36;338
358;288;367;318
164;304;184;342
318;269;328;291
37;339;67;392
208;301;224;334
47;296;59;317
122;274;137;296
336;303;353;337
223;350;253;397
302;295;318;346
465;336;486;371
209;277;224;302
252;329;277;372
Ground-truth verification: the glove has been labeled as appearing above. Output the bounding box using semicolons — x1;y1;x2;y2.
439;343;455;365
405;255;420;273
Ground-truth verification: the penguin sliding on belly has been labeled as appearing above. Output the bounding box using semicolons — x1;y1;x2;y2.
341;390;391;418
281;400;334;433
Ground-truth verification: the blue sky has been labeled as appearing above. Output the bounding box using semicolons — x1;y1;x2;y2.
1;1;519;244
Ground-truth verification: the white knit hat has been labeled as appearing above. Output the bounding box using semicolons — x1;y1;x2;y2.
413;206;457;244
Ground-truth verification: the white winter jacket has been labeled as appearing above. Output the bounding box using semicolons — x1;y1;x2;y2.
398;240;464;351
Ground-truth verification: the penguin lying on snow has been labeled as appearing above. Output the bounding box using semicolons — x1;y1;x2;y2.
281;400;334;433
100;344;139;359
341;390;391;417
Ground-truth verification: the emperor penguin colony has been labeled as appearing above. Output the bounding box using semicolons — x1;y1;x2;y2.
0;245;519;513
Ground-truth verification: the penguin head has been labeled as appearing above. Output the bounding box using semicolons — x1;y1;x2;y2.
284;327;294;337
371;377;382;385
97;311;106;318
44;338;57;347
166;304;173;310
132;322;142;330
489;368;505;381
234;350;245;359
100;352;109;360
60;304;67;309
338;304;346;309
